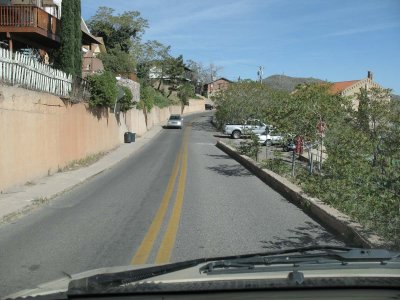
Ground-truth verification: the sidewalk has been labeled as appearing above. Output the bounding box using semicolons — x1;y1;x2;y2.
0;123;164;225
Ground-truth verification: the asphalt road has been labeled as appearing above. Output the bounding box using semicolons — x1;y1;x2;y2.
0;112;344;296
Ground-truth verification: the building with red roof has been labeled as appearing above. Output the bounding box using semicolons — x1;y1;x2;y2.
329;71;385;110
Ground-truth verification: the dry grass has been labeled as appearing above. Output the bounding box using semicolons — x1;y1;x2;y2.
58;152;107;173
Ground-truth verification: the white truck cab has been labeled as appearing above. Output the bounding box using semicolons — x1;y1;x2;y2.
224;119;268;139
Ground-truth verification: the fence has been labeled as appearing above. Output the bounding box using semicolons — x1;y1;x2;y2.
0;48;72;97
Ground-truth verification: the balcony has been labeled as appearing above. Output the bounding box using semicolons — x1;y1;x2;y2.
0;5;60;49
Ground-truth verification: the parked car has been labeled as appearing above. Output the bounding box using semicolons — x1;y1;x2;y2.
224;119;268;139
166;115;183;129
257;131;284;145
205;104;214;110
282;138;296;152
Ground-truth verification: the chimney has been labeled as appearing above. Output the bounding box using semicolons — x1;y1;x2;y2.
367;71;373;80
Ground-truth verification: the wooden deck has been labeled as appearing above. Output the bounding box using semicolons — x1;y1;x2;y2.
0;5;60;47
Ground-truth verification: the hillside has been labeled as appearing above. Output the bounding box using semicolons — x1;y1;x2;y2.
263;75;400;101
263;75;324;92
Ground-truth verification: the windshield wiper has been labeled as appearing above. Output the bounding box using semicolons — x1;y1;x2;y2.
200;248;400;274
68;246;399;295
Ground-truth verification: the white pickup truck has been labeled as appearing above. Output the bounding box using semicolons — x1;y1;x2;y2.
224;119;268;139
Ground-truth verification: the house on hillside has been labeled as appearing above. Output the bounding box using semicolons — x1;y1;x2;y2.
0;0;101;64
203;77;232;98
82;49;104;77
148;64;193;82
81;21;106;77
330;71;387;110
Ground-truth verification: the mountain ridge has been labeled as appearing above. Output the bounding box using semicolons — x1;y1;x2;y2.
262;75;324;92
263;75;400;100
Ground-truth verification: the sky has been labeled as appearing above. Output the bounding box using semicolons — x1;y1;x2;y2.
82;0;400;93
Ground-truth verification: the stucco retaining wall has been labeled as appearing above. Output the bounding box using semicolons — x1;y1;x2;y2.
0;85;205;192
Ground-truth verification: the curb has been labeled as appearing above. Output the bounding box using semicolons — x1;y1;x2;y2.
216;140;388;249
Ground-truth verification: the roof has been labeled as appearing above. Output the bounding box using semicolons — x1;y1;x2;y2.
81;18;101;45
205;77;233;85
330;80;360;93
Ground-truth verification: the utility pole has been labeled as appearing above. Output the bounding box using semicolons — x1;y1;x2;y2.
210;63;215;82
257;66;264;84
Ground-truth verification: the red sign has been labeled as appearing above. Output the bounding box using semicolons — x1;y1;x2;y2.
317;121;327;134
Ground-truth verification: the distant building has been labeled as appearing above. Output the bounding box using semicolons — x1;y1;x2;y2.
149;64;193;82
82;50;104;77
203;77;232;98
81;20;106;77
330;71;386;110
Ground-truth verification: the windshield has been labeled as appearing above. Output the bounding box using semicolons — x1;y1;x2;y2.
0;0;398;298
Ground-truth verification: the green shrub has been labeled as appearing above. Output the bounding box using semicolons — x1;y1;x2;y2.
263;158;291;175
87;71;118;108
119;86;133;112
138;84;172;111
98;48;136;74
138;85;155;112
153;92;171;108
237;133;261;160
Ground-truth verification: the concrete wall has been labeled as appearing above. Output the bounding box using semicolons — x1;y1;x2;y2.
0;85;205;193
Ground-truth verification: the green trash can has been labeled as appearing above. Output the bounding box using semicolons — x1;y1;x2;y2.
130;132;136;142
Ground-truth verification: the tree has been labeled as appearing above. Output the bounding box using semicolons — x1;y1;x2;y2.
133;40;171;86
73;0;82;77
54;0;82;76
356;87;370;132
185;60;224;94
177;83;195;113
283;83;350;142
87;7;152;77
87;7;148;52
309;87;400;243
98;48;136;74
204;63;224;83
354;87;394;169
213;81;288;129
215;81;400;245
165;55;185;98
56;0;75;75
119;86;133;112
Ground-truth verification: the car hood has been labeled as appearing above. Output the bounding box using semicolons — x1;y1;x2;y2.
6;247;400;298
6;263;400;299
4;265;152;299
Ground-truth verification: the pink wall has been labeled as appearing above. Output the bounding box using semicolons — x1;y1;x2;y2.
0;85;205;193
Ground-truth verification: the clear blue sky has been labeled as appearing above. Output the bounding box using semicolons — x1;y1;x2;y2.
82;0;400;93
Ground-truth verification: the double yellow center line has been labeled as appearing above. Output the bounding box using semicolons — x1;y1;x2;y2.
131;127;190;265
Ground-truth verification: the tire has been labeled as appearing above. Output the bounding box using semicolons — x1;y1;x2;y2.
231;130;241;139
283;145;289;152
